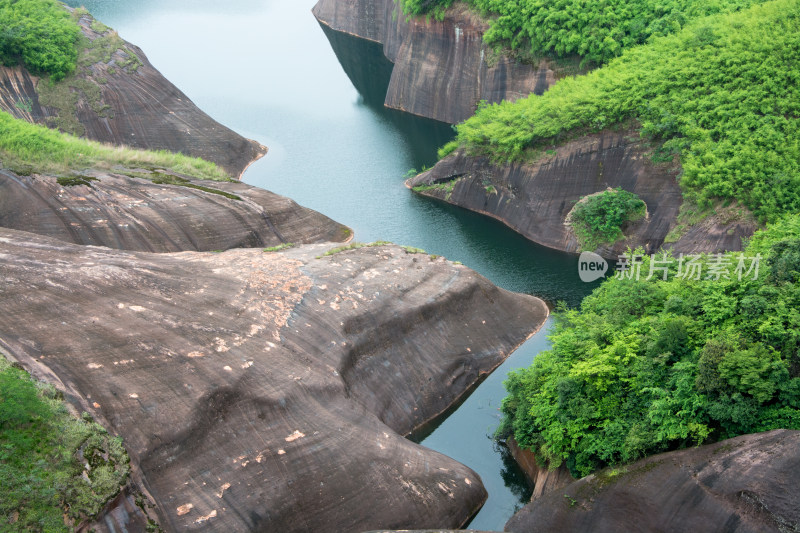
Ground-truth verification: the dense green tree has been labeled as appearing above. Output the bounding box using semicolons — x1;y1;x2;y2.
499;215;800;477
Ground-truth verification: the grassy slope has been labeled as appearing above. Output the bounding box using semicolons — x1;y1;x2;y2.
0;110;231;181
444;0;800;222
0;356;130;531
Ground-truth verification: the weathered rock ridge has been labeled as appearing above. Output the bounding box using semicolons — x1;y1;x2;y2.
406;133;756;257
0;169;349;252
312;0;555;124
0;229;548;532
505;430;800;533
0;11;265;178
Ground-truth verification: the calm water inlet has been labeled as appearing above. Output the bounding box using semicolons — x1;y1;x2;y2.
64;1;601;529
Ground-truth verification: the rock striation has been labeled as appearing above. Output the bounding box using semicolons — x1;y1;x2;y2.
312;0;555;124
0;11;265;178
406;133;756;257
0;229;548;532
0;169;350;252
505;429;800;533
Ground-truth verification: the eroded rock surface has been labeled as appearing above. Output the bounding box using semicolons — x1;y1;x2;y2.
406;133;756;257
0;170;349;252
313;0;555;124
506;430;800;533
0;229;548;532
0;12;265;178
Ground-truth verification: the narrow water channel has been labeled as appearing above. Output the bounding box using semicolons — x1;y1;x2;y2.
66;1;602;529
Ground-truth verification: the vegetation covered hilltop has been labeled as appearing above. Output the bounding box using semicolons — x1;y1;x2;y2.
0;0;231;180
402;0;763;64
436;0;800;224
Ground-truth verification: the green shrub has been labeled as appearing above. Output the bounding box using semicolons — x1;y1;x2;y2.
398;0;455;20
450;0;800;222
499;215;800;477
57;175;97;187
412;178;459;200
0;0;81;81
570;189;646;250
318;241;392;258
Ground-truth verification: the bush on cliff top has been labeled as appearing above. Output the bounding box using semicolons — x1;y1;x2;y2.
0;110;231;180
447;0;800;222
0;0;81;81
400;0;455;20
498;215;800;477
401;0;761;64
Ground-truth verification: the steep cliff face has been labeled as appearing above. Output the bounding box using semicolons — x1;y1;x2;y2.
0;11;265;178
0;169;349;252
0;229;548;532
507;438;572;502
313;0;554;124
506;430;800;533
406;132;756;257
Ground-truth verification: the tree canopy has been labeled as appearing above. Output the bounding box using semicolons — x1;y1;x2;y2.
499;215;800;477
0;0;82;81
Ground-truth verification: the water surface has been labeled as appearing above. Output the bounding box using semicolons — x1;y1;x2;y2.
65;1;602;528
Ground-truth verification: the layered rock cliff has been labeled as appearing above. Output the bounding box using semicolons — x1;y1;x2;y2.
406;132;757;257
313;0;555;124
0;169;349;252
0;229;548;532
0;10;265;178
505;430;800;533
